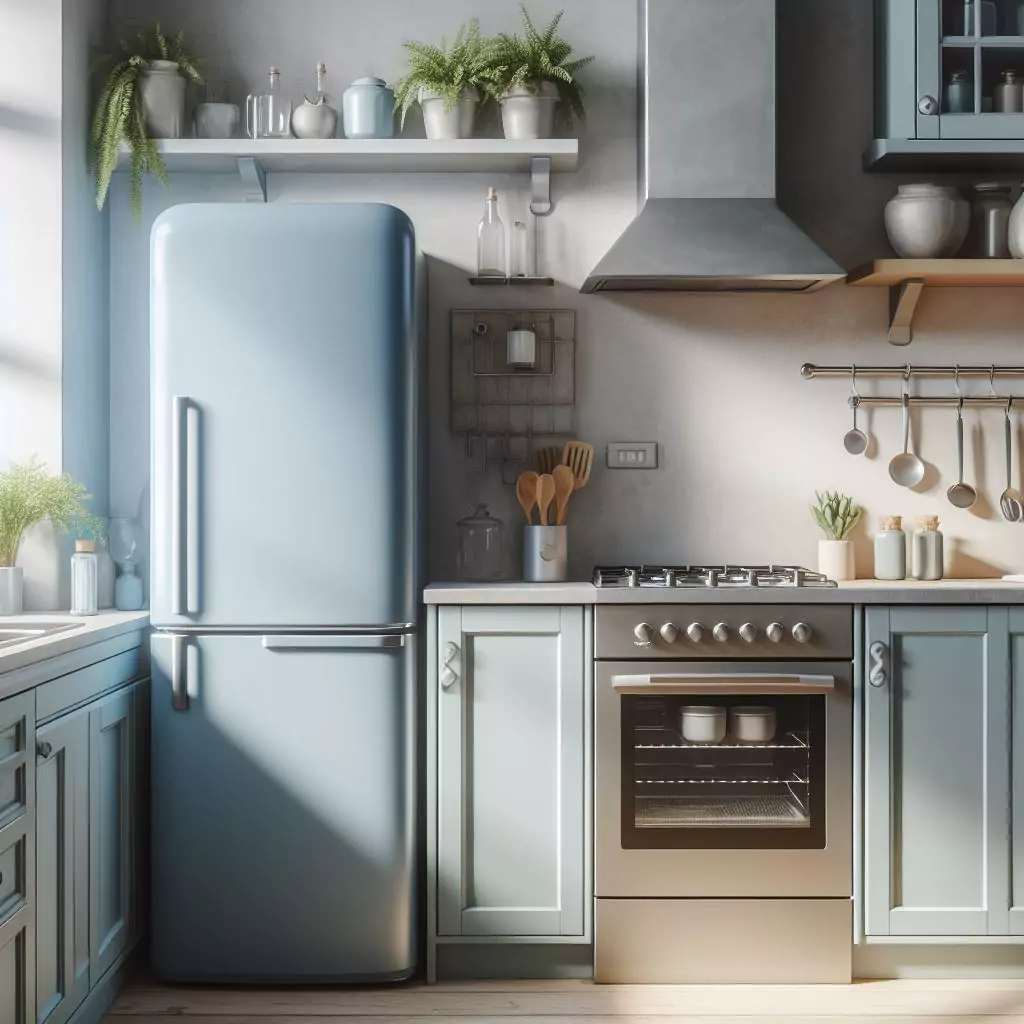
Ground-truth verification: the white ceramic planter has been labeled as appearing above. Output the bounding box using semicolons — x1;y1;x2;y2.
499;81;559;140
194;102;240;139
1009;186;1024;258
884;183;959;258
140;60;186;139
818;539;855;583
0;567;24;616
419;87;479;140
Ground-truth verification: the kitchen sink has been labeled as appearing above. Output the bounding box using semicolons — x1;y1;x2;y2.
0;622;84;649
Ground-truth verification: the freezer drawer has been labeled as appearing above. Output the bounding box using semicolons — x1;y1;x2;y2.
149;632;417;982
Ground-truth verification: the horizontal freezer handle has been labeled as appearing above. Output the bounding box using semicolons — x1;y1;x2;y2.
611;672;835;695
262;635;406;651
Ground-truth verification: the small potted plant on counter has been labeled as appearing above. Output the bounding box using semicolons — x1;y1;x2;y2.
811;490;862;583
393;19;500;140
0;459;104;615
486;5;594;140
91;23;203;214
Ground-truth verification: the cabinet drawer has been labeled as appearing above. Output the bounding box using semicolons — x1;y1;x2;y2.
0;694;33;830
36;648;142;725
0;820;27;928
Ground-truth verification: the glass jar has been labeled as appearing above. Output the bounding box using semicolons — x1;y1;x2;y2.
946;69;974;113
457;504;505;581
996;69;1024;112
246;67;292;139
912;516;944;581
874;515;906;581
968;183;1012;256
70;540;98;616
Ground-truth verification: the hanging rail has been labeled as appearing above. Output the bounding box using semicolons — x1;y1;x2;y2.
855;395;1018;407
801;363;1024;380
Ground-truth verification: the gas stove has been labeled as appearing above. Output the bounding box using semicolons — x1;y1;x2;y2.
593;565;838;590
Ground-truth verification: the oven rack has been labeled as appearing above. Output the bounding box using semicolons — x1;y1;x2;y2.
635;773;810;786
634;794;810;828
635;731;808;751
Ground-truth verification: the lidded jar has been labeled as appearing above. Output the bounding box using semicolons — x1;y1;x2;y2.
912;516;944;581
70;539;99;616
874;515;907;581
456;504;505;582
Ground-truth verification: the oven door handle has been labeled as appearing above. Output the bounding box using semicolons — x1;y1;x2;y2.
610;672;835;695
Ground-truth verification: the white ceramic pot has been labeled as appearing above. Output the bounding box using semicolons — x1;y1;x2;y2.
680;706;727;745
194;102;240;139
419;87;479;140
140;60;186;139
1009;186;1024;258
0;567;24;616
818;539;855;583
499;80;559;140
291;99;339;139
730;706;777;744
884;184;959;258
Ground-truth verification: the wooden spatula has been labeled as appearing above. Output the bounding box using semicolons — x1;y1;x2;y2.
562;441;594;491
516;472;539;524
553;465;575;525
536;474;556;527
536;446;561;475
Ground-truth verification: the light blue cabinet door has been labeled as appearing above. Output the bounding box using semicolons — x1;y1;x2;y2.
35;709;89;1024
865;607;1009;937
1007;610;1024;934
437;606;586;938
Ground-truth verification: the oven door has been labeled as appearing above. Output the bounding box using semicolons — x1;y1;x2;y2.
595;661;851;899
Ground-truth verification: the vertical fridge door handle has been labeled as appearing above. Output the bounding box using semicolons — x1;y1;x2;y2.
172;396;200;617
171;634;190;711
185;402;200;614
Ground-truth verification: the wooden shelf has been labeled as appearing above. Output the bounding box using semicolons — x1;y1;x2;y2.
847;259;1024;345
469;276;555;287
115;138;579;174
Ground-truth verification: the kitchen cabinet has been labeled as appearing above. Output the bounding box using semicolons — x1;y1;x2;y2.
868;0;1024;167
1008;609;1024;934
864;607;1009;937
432;605;589;944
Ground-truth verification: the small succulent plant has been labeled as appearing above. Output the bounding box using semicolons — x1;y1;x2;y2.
811;491;863;541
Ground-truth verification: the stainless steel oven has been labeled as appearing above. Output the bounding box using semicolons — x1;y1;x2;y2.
594;604;853;984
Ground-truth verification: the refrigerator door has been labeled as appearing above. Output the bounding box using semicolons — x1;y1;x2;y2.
151;203;419;630
149;631;417;982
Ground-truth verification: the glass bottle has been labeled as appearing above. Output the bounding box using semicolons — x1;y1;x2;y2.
110;517;145;611
945;69;974;113
874;515;906;581
995;69;1024;112
962;0;997;34
511;220;530;277
912;516;944;581
477;188;506;278
70;540;98;616
457;504;505;581
246;66;292;139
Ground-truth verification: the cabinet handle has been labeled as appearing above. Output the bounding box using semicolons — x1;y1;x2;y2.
36;741;53;759
918;94;938;115
869;641;888;688
441;641;460;690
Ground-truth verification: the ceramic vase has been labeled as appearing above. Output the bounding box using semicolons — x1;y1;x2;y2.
291;100;338;139
194;102;240;139
419;87;479;140
342;78;395;139
499;81;559;140
0;567;24;616
884;183;959;258
818;540;855;583
140;60;186;138
1009;186;1024;258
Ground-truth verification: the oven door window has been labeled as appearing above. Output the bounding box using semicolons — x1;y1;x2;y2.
622;693;826;849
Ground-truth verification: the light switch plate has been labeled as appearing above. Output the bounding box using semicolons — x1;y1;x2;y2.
607;442;658;469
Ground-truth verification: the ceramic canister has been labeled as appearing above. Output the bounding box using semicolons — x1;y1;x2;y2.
342;78;395;139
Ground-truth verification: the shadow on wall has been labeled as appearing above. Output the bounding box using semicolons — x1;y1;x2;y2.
0;103;58;137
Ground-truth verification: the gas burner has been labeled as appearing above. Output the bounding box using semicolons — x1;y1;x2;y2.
592;565;838;589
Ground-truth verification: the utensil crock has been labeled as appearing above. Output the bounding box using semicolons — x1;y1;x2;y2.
523;525;567;582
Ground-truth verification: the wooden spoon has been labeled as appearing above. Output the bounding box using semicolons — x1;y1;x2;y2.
536;446;562;475
553;465;575;525
562;441;595;491
536;474;556;527
515;472;539;524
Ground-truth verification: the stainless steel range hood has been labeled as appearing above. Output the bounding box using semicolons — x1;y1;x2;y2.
581;0;844;294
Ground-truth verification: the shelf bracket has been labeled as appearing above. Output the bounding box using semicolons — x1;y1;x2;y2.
529;156;552;217
887;278;924;346
237;157;267;203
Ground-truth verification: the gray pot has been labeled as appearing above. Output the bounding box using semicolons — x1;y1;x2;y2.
419;87;479;140
500;81;559;140
194;102;240;139
884;184;959;259
140;60;186;139
0;567;24;616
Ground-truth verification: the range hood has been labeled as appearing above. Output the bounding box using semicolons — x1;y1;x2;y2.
581;0;844;294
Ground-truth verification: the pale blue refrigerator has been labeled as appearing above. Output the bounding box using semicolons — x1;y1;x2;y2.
148;203;422;982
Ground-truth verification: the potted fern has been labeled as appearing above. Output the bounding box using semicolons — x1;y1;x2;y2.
393;20;499;140
487;6;594;140
91;24;202;215
0;460;103;615
811;490;863;582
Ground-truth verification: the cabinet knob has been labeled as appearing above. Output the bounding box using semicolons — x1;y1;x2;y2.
441;641;460;690
918;94;938;115
869;641;888;688
36;741;53;759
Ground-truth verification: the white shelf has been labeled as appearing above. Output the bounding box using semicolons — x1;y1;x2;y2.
114;138;579;174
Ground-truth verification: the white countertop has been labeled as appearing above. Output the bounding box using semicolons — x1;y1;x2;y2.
0;610;150;676
425;580;1024;605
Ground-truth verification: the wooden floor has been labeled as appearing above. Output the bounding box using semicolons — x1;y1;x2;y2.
106;974;1024;1023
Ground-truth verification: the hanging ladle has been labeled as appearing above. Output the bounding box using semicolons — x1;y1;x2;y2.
889;390;925;487
947;395;978;509
1000;397;1023;522
843;367;868;455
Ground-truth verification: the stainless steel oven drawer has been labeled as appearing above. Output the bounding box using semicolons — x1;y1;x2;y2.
595;898;852;984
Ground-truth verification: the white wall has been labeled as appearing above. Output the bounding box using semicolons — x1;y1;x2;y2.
106;0;1024;584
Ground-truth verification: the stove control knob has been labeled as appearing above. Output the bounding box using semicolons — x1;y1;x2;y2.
660;622;680;643
686;622;704;643
634;623;654;647
766;622;785;643
712;622;730;642
792;622;813;644
738;622;758;643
